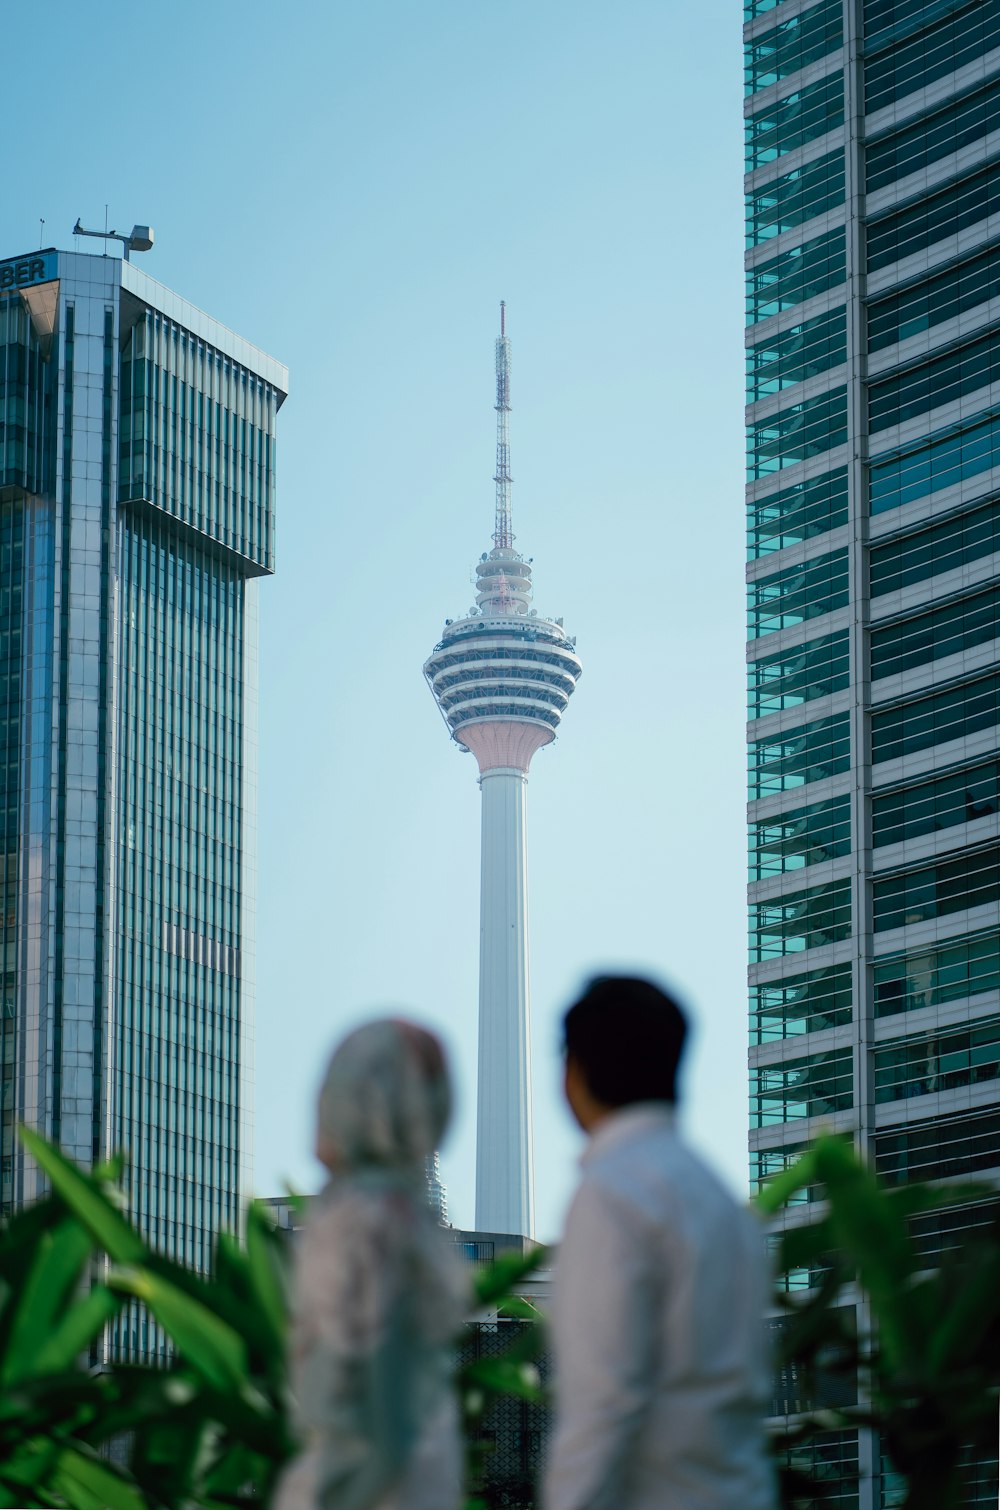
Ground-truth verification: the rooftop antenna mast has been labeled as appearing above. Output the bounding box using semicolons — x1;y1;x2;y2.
493;301;513;550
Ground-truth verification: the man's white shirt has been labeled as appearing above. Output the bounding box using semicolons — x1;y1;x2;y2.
544;1104;777;1510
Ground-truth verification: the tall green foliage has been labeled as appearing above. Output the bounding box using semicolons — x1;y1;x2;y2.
760;1134;1000;1510
0;1130;547;1509
0;1128;295;1508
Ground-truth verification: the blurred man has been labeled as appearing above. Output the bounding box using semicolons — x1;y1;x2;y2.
544;976;776;1510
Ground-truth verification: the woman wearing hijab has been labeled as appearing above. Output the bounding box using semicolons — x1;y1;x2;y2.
276;1018;469;1510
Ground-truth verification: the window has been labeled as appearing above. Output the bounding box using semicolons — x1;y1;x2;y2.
750;1141;814;1199
748;464;849;556
747;228;847;323
747;71;845;169
870;405;1000;513
874;926;1000;1017
749;547;850;635
866;73;1000;194
747;151;846;245
869;327;1000;434
747;307;847;400
867;242;1000;353
870;496;1000;593
749;386;848;477
872;668;1000;760
873;841;1000;930
750;961;852;1041
749;629;850;716
870;581;1000;679
864;0;976;51
866;156;1000;274
749;877;852;960
746;0;798;18
776;1431;860;1504
877;1103;1000;1182
873;758;999;846
874;1012;1000;1102
745;0;843;93
865;0;1000;113
751;1044;853;1123
750;793;851;877
748;709;852;796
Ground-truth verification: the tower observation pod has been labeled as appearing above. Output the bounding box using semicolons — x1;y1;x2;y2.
424;304;582;1237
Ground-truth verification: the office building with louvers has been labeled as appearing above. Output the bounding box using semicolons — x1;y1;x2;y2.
745;0;1000;1501
0;245;286;1357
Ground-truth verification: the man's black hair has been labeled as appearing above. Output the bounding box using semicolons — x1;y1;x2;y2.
563;975;688;1107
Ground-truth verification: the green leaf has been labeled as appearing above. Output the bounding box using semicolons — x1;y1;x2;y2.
245;1201;288;1344
51;1444;146;1510
1;1217;95;1385
496;1295;542;1321
31;1285;122;1377
926;1248;1000;1379
19;1128;145;1265
472;1245;548;1306
108;1267;248;1393
812;1136;919;1375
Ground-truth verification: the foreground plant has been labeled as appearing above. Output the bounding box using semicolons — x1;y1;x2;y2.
0;1128;295;1508
759;1134;1000;1510
0;1130;551;1509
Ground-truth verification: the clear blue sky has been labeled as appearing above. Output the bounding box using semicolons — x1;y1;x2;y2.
4;0;746;1239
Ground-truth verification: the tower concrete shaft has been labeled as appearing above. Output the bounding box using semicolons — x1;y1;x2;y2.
424;304;581;1237
477;767;533;1234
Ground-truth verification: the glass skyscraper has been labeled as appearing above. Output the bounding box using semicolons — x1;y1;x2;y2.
745;1;1000;1501
0;246;286;1358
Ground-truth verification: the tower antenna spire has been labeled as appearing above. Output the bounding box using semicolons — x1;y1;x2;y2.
493;301;513;550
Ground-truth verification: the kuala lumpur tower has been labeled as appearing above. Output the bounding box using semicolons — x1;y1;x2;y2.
424;305;582;1237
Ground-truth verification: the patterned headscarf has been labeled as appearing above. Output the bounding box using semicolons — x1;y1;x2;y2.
316;1018;452;1173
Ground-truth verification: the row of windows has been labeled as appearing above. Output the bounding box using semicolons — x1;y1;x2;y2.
778;1429;859;1496
874;1011;1000;1103
747;227;847;323
873;756;999;845
748;385;848;477
870;324;1000;433
747;306;847;400
746;150;845;245
874;925;1000;1017
749;877;852;960
876;1102;1000;1183
867;71;1000;195
867;155;1000;273
751;1043;853;1123
864;0;974;50
745;0;843;94
748;709;852;797
749;1139;815;1199
872;666;1000;760
870;404;1000;513
870;580;1000;679
749;792;852;877
748;628;850;716
746;70;845;169
864;0;1000;115
868;240;1000;353
871;495;1000;593
750;960;853;1042
748;546;850;635
747;464;849;557
873;839;1000;930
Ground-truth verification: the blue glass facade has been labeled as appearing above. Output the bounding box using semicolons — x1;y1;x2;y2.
746;0;1000;1500
0;248;285;1357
